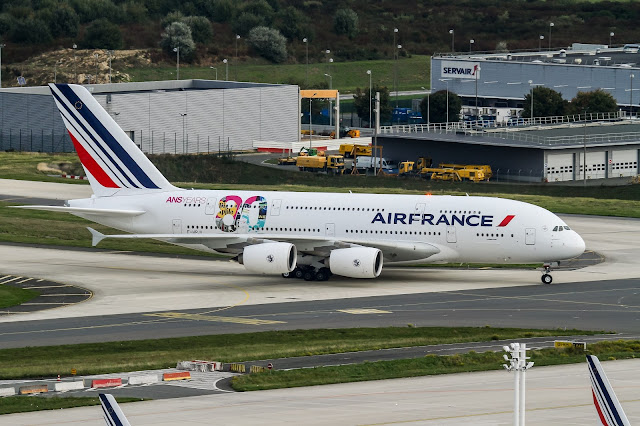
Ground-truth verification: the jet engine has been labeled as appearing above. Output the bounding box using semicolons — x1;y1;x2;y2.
239;243;297;274
328;247;383;278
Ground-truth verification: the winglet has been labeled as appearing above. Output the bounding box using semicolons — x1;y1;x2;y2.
99;393;131;426
587;355;630;426
87;227;106;247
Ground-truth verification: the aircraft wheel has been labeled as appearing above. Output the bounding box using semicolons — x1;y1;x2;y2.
303;270;316;281
541;274;553;284
282;271;294;278
315;268;331;281
294;268;304;279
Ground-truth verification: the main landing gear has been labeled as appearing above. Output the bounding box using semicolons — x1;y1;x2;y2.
541;264;553;284
282;266;332;281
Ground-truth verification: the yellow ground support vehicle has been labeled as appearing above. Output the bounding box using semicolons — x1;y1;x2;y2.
398;157;433;176
439;163;492;180
339;143;371;158
296;155;345;174
331;128;361;139
427;168;461;181
277;156;297;165
456;168;486;182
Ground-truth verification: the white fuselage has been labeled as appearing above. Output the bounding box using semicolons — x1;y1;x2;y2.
69;190;585;265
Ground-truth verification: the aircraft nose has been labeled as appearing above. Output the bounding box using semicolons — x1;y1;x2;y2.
569;232;586;257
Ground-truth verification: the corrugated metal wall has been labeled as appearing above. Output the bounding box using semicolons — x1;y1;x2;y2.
0;85;299;153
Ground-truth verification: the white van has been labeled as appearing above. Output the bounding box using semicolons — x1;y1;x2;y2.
354;156;398;173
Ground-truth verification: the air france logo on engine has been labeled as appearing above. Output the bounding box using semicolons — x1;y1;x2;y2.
371;213;515;227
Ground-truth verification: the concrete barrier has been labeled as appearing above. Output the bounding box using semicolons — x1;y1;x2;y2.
229;363;246;373
0;387;16;396
162;372;191;381
177;360;223;372
91;378;122;389
250;365;267;374
19;384;48;395
54;381;85;392
128;374;159;385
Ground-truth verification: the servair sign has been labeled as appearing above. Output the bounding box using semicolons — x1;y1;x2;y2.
441;61;481;79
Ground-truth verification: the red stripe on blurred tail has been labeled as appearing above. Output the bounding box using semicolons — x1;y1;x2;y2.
68;131;119;188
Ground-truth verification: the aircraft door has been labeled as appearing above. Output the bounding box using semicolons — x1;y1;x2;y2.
525;228;536;245
325;223;335;237
205;198;217;215
446;226;457;243
172;219;182;234
271;199;282;216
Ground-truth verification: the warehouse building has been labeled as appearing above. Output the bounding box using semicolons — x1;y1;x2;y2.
0;80;300;153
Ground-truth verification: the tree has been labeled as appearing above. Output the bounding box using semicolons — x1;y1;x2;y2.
183;16;213;44
522;86;567;118
276;6;305;41
241;0;274;25
10;18;51;44
0;13;16;36
204;0;236;23
426;90;462;123
353;85;392;124
49;6;79;38
247;26;287;63
232;12;266;36
333;8;358;39
160;21;195;60
83;18;122;49
569;89;618;114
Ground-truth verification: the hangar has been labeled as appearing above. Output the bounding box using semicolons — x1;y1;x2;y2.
0;80;300;154
379;120;640;182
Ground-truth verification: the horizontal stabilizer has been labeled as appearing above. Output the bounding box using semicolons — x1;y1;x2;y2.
10;205;145;217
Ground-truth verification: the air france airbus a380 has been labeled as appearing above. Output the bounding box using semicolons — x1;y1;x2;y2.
16;84;585;283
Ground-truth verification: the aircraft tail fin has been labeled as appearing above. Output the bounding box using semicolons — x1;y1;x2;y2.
587;355;631;426
99;393;131;426
48;83;178;197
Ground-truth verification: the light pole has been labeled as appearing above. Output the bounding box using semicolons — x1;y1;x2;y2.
173;46;180;80
469;39;474;52
73;43;77;84
549;22;554;50
223;59;228;80
475;66;481;119
235;34;240;81
422;86;430;125
108;50;113;83
538;35;544;51
528;80;534;121
367;70;372;128
303;37;308;86
449;29;454;52
503;343;534;426
309;92;317;148
94;52;99;83
54;59;60;84
180;113;187;153
609;31;615;47
583;108;587;186
210;66;217;80
395;44;402;107
324;73;332;126
0;43;5;88
630;73;635;119
393;28;398;104
439;78;450;125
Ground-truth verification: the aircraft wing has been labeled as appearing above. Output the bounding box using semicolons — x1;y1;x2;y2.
87;228;440;261
10;205;146;217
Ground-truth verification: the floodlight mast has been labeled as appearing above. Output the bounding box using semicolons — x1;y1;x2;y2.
503;342;534;426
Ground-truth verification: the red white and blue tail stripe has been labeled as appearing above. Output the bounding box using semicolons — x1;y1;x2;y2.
49;83;176;197
588;355;630;426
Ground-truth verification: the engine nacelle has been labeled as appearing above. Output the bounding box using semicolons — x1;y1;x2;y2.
329;247;383;278
240;243;297;274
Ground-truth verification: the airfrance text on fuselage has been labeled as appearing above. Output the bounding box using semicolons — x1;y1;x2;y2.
372;212;497;227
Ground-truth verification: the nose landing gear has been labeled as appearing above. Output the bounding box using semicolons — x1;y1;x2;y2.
541;264;553;284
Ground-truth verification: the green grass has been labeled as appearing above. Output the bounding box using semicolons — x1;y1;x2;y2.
0;286;38;308
0;327;599;379
125;55;431;93
231;340;640;391
0;396;142;415
0;152;87;184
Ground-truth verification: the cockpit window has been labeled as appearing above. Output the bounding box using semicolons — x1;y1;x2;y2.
552;226;558;231
558;226;563;232
564;226;570;230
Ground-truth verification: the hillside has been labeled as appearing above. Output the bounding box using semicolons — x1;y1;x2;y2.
1;0;639;87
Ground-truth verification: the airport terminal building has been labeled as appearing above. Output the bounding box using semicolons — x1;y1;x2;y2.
0;80;300;154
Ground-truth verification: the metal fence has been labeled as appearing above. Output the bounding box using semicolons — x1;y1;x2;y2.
0;129;73;153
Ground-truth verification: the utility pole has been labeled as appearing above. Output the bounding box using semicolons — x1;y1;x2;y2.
503;343;534;426
303;38;308;86
0;43;5;88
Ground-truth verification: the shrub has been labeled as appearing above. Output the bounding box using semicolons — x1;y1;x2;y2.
233;12;266;36
10;18;52;44
333;8;358;39
83;18;123;49
160;21;195;60
183;16;213;44
49;6;79;38
247;26;287;63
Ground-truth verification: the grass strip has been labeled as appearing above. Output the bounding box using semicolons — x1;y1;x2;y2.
0;286;38;309
230;340;640;391
0;327;600;380
0;396;143;415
